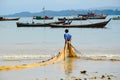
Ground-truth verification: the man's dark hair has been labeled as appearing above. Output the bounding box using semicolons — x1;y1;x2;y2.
65;29;69;33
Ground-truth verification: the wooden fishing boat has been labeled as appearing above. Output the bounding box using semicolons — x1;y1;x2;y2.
0;17;20;21
112;16;120;20
58;17;87;21
50;19;111;28
33;16;53;20
16;21;65;27
78;12;107;19
87;15;107;19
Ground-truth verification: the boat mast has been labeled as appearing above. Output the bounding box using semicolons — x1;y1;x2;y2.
42;6;45;23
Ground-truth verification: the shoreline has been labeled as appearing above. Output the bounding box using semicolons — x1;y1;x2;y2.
0;59;120;80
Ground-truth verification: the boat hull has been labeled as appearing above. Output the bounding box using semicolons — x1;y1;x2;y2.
16;21;65;27
112;16;120;20
0;18;20;21
78;13;107;19
50;19;111;28
58;17;87;21
88;16;106;19
33;16;53;20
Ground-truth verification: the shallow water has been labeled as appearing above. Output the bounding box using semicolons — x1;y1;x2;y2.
0;15;120;80
0;15;120;60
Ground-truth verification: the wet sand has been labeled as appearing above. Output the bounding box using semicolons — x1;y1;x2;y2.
0;44;120;80
0;58;120;80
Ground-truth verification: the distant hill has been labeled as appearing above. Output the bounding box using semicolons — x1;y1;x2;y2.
1;9;120;17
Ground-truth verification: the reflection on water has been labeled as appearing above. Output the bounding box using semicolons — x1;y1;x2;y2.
62;57;76;79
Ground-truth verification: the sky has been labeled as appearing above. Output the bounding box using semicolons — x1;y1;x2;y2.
0;0;120;15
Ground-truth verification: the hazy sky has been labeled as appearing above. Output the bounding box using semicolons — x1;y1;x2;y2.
0;0;120;15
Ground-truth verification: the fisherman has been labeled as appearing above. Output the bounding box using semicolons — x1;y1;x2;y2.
64;29;78;58
63;19;72;25
64;29;72;43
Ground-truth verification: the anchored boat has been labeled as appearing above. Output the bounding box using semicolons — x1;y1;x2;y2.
50;19;111;28
16;21;65;27
0;17;20;21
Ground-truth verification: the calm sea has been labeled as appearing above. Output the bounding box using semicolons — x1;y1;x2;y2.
0;15;120;80
0;16;120;55
0;15;120;63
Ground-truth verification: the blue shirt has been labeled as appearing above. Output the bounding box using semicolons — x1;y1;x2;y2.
64;33;72;41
